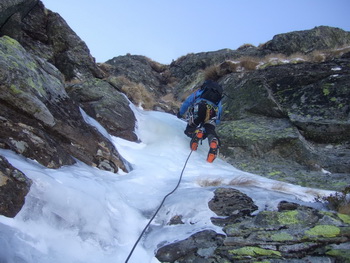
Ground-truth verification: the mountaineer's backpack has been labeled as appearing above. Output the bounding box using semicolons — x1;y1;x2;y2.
199;80;223;105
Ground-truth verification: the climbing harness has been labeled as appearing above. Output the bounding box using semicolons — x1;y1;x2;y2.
187;101;218;126
124;150;193;263
204;103;218;123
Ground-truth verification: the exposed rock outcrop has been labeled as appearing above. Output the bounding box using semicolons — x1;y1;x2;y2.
156;188;350;263
209;188;258;226
1;0;137;140
103;55;180;113
156;230;226;262
66;78;137;141
262;26;350;55
2;0;105;81
218;52;350;190
105;55;168;95
0;0;138;218
0;36;127;172
0;156;31;217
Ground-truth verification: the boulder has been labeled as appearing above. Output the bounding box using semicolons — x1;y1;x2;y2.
208;187;258;226
155;230;225;262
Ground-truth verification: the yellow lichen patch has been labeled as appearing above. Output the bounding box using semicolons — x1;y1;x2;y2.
338;213;350;224
2;35;21;47
10;84;22;95
305;225;340;238
229;246;281;257
278;210;299;225
271;232;294;242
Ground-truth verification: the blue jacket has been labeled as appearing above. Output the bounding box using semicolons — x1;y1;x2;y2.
179;88;223;125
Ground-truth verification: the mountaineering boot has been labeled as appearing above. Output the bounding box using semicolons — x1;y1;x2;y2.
207;138;218;163
190;129;204;151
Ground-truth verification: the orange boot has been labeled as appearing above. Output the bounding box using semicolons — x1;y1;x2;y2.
207;138;218;163
190;129;204;151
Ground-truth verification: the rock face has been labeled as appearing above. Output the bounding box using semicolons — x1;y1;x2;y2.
3;0;105;81
0;0;138;217
105;55;168;95
218;52;350;190
103;55;180;113
1;0;137;139
156;188;350;263
0;36;127;172
66;78;137;141
221;57;350;143
0;156;31;217
262;26;350;55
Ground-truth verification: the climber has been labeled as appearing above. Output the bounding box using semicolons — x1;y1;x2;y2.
177;74;223;163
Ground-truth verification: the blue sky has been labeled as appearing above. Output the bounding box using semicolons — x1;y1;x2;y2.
41;0;350;64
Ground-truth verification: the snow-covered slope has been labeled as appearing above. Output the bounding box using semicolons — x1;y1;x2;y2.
0;106;333;263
